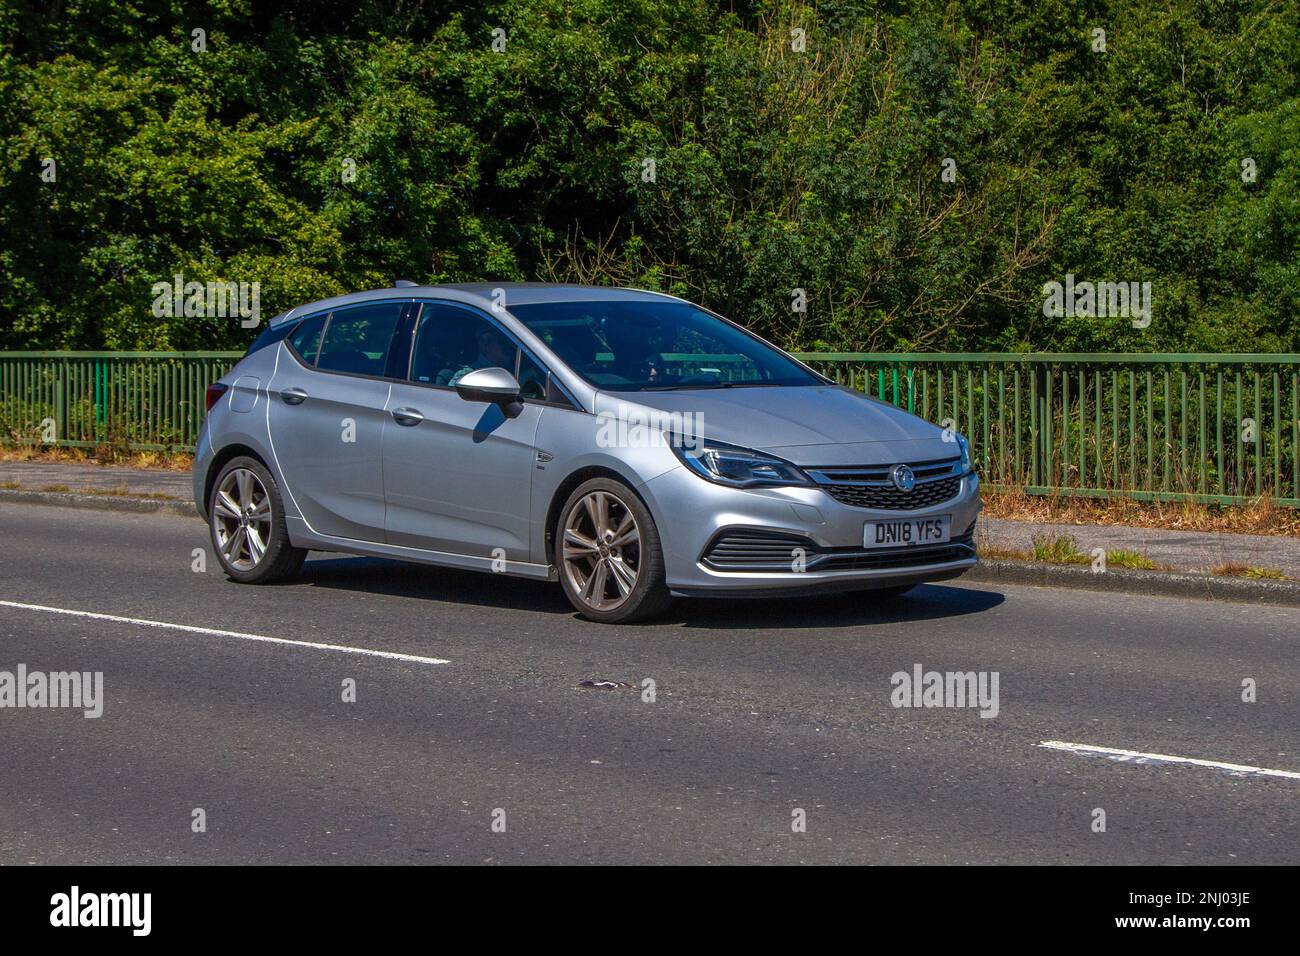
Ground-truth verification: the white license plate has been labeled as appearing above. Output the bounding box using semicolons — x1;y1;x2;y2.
864;515;951;549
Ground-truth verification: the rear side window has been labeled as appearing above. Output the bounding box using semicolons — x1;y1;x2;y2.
244;320;294;357
316;303;404;377
287;313;328;365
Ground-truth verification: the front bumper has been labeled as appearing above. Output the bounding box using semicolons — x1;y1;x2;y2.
641;465;982;596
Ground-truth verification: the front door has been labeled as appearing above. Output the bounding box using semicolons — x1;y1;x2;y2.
382;302;542;559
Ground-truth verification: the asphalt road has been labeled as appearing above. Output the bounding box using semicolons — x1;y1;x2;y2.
1;501;1297;864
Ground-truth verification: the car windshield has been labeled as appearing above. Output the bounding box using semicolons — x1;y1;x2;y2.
507;299;821;392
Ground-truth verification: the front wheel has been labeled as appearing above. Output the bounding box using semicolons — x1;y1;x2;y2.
556;478;672;623
209;456;306;584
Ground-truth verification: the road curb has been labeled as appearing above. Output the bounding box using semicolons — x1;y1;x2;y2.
0;488;196;519
967;559;1300;608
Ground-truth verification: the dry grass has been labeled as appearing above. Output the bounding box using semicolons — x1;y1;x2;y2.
982;487;1300;537
0;446;192;471
0;476;178;500
82;486;178;500
976;543;1030;561
89;484;139;497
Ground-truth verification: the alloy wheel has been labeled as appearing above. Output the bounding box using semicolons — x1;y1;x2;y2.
561;490;642;611
212;467;272;572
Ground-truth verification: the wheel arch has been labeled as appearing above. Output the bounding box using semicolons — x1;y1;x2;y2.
201;443;273;521
544;465;658;566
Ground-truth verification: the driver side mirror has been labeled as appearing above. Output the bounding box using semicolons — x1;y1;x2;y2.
454;367;524;418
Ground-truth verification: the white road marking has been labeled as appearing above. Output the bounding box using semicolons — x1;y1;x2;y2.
1039;740;1300;781
0;600;450;665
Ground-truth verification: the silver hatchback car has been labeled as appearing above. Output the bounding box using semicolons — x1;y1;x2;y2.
194;283;980;622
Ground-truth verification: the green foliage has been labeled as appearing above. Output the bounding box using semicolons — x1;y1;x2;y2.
1;0;1296;351
1105;548;1158;570
1028;537;1159;569
1243;566;1287;580
1030;532;1090;564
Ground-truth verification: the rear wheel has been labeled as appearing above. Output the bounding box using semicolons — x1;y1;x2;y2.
556;478;672;623
209;456;306;584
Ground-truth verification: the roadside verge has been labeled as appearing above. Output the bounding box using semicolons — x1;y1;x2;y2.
0;487;195;518
966;559;1300;608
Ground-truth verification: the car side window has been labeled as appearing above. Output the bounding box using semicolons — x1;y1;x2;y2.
410;304;508;386
409;302;569;405
316;303;404;377
286;312;328;365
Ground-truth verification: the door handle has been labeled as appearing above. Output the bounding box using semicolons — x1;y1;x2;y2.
279;387;308;405
391;407;424;426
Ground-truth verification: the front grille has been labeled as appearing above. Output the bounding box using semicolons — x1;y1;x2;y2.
806;456;964;511
820;475;962;510
702;529;975;573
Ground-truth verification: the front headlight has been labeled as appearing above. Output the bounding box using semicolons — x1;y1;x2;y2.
956;433;972;473
668;434;811;488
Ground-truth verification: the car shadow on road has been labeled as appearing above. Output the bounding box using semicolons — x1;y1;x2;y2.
296;555;572;612
669;583;1005;630
295;555;1005;629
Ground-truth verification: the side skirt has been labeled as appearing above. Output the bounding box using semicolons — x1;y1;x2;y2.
285;517;558;581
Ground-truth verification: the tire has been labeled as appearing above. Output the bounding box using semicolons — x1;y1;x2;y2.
208;455;306;584
555;477;672;623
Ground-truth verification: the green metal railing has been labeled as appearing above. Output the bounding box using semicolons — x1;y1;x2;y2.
2;350;1298;506
0;351;240;452
800;353;1300;507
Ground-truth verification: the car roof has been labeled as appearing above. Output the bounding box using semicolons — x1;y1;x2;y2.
267;283;679;327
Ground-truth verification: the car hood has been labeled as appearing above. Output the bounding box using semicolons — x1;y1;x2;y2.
593;385;957;466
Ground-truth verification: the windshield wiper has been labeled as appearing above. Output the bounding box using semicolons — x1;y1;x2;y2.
641;381;788;391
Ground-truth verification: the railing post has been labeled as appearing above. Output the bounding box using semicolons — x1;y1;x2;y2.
94;358;106;444
55;359;66;447
1029;363;1039;487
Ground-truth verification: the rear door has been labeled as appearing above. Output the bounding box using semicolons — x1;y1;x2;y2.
267;301;408;540
381;301;544;559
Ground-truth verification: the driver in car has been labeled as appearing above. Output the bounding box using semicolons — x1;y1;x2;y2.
448;325;515;386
